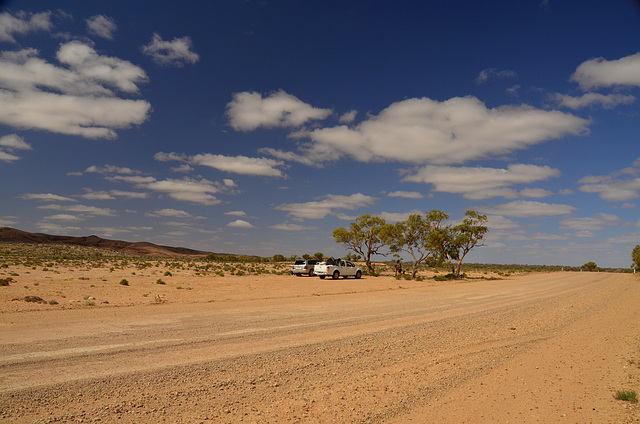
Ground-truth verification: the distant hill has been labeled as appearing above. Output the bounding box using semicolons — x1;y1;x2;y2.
0;227;215;258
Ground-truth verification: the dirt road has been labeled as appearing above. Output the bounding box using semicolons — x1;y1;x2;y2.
1;271;639;423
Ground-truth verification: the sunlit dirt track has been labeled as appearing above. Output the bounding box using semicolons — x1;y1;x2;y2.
1;271;639;423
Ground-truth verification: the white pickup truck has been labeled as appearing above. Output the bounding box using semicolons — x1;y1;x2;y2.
313;258;362;279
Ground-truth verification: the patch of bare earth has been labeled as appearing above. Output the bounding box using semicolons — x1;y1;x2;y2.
0;261;639;423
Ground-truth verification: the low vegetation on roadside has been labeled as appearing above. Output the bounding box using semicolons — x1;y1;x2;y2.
0;241;636;312
615;389;638;403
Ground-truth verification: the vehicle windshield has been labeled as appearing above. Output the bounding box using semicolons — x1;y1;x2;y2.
294;260;305;265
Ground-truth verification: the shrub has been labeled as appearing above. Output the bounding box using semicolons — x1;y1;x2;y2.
164;271;172;276
119;279;129;286
615;390;638;403
49;299;58;305
0;277;12;286
156;279;166;285
24;295;47;304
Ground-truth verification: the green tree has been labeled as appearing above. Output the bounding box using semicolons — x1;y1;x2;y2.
428;210;488;279
302;253;311;260
345;252;361;262
632;245;640;271
272;254;286;262
333;214;392;274
388;213;438;279
313;252;324;261
581;261;598;272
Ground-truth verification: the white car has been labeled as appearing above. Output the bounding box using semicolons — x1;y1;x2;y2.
313;258;362;279
290;259;319;276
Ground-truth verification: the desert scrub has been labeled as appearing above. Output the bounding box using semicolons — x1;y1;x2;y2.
24;295;47;304
156;278;166;285
0;277;13;286
615;389;638;403
164;271;172;276
119;279;129;286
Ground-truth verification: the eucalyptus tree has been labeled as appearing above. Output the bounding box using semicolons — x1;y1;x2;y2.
632;245;640;271
388;212;438;279
333;214;392;274
428;210;488;279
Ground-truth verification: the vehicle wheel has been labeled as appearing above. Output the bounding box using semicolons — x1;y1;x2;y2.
319;275;326;279
332;271;340;280
308;270;314;277
355;270;362;279
295;273;302;277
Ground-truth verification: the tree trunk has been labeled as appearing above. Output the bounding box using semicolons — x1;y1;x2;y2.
455;260;462;278
365;257;375;274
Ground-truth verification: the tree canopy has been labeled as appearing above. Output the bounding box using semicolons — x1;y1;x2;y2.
632;245;640;270
388;213;438;279
427;210;488;278
334;210;488;279
333;214;392;274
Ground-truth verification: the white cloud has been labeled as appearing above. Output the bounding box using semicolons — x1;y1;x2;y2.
37;222;82;233
302;96;589;165
38;204;116;216
141;33;199;67
0;45;151;139
519;188;554;198
269;223;310;231
258;147;318;167
0;216;18;226
559;213;621;231
275;193;377;220
379;210;422;223
190;153;284;177
0;11;52;43
43;214;84;221
339;110;358;123
146;208;194;218
85;164;141;175
0;134;32;150
485;215;520;230
0;134;31;162
571;52;640;89
475;68;516;84
79;189;115;200
109;190;148;199
0;151;19;162
578;161;640;201
574;231;596;238
227;219;253;228
86;15;117;40
606;232;640;245
141;177;223;205
108;175;156;184
22;193;76;202
479;200;576;218
57;41;148;93
402;164;560;200
156;151;286;177
387;191;424;199
224;210;247;217
226;90;332;131
554;92;635;109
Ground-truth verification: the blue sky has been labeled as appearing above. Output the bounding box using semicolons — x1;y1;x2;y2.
1;1;640;268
